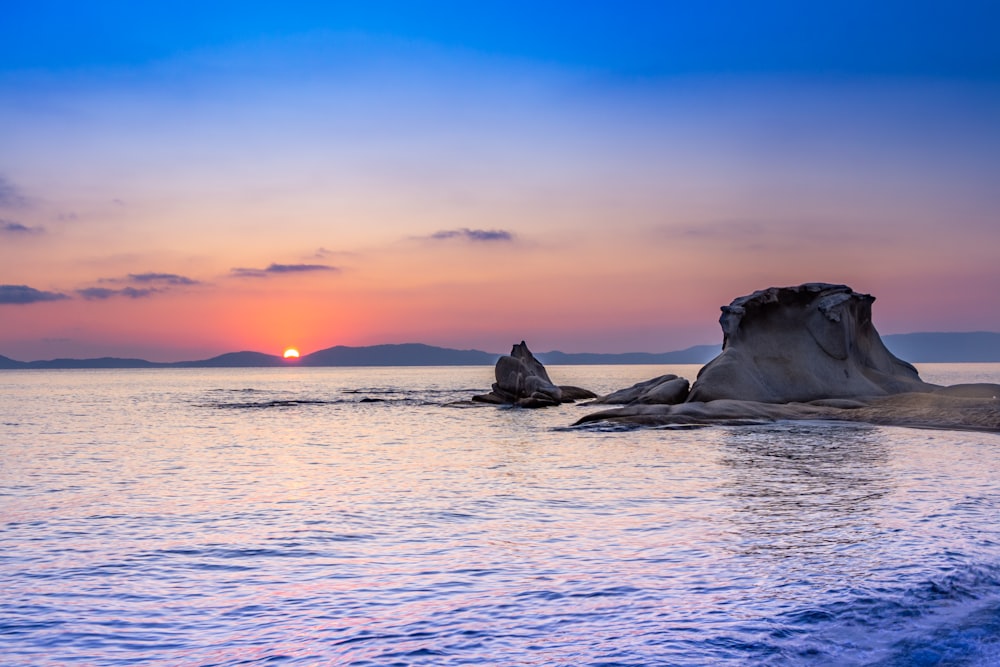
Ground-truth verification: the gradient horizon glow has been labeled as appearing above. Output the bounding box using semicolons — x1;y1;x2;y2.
2;2;999;361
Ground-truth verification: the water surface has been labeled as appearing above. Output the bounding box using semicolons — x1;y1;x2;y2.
2;364;1000;665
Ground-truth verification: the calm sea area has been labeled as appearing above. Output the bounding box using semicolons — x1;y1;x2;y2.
2;364;1000;666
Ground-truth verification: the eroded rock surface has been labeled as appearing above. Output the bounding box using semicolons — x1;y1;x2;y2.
473;341;596;408
575;283;1000;433
688;283;930;403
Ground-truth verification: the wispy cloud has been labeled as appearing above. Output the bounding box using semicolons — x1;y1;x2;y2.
428;228;515;242
661;218;890;249
0;176;27;209
127;272;200;286
230;263;339;278
0;284;70;305
80;272;201;299
267;263;337;273
670;220;768;240
77;286;159;300
1;219;43;235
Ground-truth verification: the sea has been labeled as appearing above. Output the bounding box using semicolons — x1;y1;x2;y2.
2;363;1000;666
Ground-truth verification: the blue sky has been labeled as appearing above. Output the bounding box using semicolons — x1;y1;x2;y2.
4;1;998;78
2;2;999;360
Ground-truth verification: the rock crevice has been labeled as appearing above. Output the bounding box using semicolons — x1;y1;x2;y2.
689;283;929;403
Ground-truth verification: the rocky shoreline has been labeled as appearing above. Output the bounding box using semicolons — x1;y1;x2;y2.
470;283;1000;433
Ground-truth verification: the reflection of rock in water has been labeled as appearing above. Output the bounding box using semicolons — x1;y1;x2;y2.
715;422;890;560
576;283;1000;433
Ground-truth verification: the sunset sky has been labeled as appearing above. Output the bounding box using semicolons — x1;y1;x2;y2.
2;2;999;361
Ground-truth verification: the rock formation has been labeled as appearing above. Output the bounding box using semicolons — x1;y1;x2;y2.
575;283;1000;433
574;389;1000;433
588;374;690;405
687;283;929;403
473;341;596;408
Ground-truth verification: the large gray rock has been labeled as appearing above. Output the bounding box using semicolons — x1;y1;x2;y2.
473;341;596;408
589;374;690;405
687;283;930;403
574;283;1000;433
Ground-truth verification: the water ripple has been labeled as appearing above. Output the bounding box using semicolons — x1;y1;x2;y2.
2;366;1000;665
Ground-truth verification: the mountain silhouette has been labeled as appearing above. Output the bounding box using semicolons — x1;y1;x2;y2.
23;357;160;369
536;345;719;365
882;332;1000;363
300;343;496;366
176;351;286;367
1;334;998;369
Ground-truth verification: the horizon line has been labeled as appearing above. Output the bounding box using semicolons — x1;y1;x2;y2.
3;331;1000;366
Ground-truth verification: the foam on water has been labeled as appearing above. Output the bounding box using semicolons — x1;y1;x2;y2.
2;365;1000;665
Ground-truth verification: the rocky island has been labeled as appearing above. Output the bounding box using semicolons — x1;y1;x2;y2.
472;341;597;407
573;283;1000;432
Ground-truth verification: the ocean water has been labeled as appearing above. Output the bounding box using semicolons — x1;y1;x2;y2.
2;363;1000;666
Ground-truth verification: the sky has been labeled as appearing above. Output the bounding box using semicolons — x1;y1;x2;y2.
2;1;999;361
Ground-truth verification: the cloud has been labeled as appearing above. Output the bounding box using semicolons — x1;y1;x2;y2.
0;284;70;305
127;272;200;286
661;218;891;249
0;176;27;209
77;286;159;300
230;263;339;278
671;220;767;239
428;228;515;242
1;220;43;235
312;247;348;259
80;272;202;299
266;263;337;273
311;247;359;261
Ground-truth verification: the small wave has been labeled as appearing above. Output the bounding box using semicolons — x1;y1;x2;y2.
865;596;1000;667
206;387;265;393
342;388;406;395
198;390;464;409
157;546;327;560
200;398;346;409
342;387;484;395
753;561;1000;665
557;421;646;432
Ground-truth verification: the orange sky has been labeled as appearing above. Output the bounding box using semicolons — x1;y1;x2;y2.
2;8;999;361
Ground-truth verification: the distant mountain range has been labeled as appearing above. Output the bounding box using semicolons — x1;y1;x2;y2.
881;332;1000;363
1;333;998;369
535;346;721;365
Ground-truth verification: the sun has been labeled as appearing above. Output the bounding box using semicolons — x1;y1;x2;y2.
282;348;300;359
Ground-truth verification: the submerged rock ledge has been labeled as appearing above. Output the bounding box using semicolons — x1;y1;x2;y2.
574;389;1000;433
575;283;1000;433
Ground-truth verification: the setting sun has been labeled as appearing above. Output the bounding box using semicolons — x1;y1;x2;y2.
282;348;300;359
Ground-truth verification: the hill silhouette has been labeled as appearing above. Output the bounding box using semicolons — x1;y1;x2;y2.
0;354;25;369
882;332;1000;363
300;343;495;366
175;351;286;367
537;345;719;365
24;357;160;369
